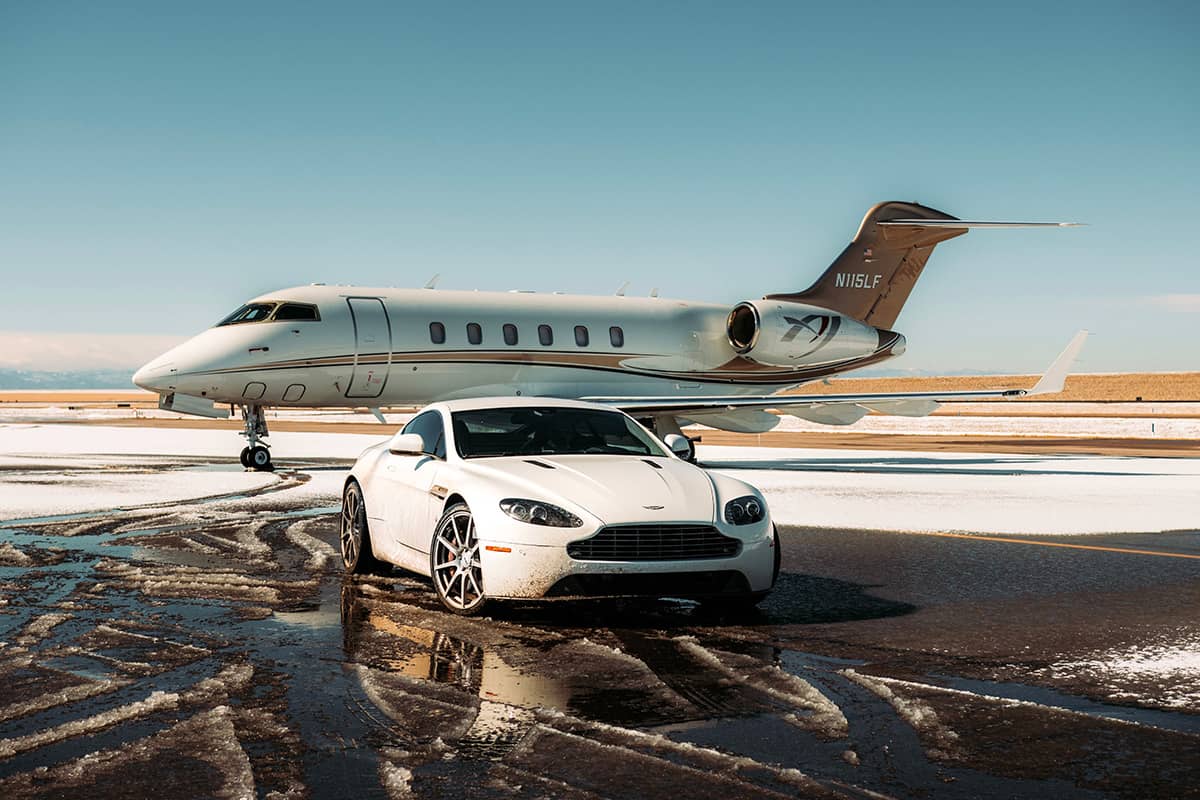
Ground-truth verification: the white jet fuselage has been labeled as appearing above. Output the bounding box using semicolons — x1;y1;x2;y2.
133;284;901;408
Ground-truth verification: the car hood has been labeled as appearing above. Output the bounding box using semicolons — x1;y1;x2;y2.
460;455;716;525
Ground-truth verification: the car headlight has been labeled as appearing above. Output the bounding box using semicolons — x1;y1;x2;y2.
499;498;583;528
724;495;765;526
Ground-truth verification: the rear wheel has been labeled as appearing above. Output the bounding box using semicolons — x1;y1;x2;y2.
341;481;383;574
430;502;488;616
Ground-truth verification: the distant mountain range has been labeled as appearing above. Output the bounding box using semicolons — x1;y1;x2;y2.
0;369;138;390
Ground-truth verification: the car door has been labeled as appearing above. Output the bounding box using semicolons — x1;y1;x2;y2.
378;411;447;569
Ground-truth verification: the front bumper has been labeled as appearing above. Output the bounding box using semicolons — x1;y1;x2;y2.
477;525;776;599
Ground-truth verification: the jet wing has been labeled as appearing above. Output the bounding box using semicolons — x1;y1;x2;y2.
586;331;1088;421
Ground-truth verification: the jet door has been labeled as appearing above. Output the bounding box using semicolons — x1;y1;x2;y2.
346;297;392;398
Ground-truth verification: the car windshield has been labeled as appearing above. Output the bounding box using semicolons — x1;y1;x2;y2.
451;407;668;459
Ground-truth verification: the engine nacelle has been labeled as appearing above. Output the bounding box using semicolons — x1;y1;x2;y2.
725;300;884;366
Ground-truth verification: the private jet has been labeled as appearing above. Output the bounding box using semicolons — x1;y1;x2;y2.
133;201;1085;470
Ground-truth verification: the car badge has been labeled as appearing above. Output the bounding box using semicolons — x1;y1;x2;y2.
643;505;665;510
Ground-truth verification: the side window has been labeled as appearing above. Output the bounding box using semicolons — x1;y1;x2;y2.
574;325;589;347
609;326;624;348
538;324;553;346
401;411;446;458
467;323;482;345
273;303;320;322
503;323;518;346
429;321;446;344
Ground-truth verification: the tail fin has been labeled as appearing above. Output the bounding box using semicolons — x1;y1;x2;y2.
766;201;964;329
766;201;1078;329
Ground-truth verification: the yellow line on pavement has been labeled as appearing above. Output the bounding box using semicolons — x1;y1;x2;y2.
904;530;1200;560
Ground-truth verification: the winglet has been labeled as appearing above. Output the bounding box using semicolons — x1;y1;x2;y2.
1028;330;1089;396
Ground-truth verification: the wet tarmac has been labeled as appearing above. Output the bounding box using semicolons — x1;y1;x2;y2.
1;457;1198;799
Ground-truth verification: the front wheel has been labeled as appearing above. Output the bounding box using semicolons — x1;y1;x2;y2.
430;502;488;616
341;481;383;574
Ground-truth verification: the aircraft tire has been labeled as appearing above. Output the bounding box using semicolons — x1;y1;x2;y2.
239;447;251;468
248;446;273;471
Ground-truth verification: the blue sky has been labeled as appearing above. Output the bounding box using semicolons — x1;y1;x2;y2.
2;1;1197;373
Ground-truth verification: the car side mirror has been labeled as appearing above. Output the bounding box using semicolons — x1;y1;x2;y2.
663;434;691;459
388;432;427;455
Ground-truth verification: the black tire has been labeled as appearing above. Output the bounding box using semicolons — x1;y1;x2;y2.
341;481;384;574
239;447;251;468
248;445;273;471
430;502;488;616
770;524;782;588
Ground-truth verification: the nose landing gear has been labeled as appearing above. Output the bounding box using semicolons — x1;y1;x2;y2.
238;404;273;471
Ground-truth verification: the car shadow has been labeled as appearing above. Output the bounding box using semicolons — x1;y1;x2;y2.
490;571;916;631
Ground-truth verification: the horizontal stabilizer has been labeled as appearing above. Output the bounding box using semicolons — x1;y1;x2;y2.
878;220;1083;228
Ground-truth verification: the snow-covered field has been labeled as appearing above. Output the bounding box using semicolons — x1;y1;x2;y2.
3;402;1200;439
1;422;1196;535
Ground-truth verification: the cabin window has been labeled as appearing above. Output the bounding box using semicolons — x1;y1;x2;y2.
609;326;624;348
467;323;483;345
503;323;518;346
429;322;446;344
272;303;320;322
538;324;553;346
574;325;589;347
216;303;276;327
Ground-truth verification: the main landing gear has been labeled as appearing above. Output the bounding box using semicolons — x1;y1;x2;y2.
238;404;273;471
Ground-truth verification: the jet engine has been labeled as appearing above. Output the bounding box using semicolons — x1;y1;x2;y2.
725;299;884;366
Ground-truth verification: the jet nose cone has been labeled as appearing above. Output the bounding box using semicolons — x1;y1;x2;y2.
132;360;173;392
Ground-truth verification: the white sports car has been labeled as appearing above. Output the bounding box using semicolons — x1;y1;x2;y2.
340;397;780;615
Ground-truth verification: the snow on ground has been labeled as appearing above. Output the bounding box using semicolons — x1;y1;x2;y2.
0;424;381;520
0;423;387;463
769;411;1200;439
1;424;1197;535
702;445;1200;535
1039;632;1200;711
0;469;279;521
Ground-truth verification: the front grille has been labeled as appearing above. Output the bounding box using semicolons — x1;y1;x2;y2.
567;524;740;562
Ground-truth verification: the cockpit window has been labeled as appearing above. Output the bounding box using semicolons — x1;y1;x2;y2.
217;303;277;326
215;302;321;327
273;303;321;322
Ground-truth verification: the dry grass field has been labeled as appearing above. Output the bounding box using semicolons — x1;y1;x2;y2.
797;372;1200;403
3;376;1197;457
0;373;1197;407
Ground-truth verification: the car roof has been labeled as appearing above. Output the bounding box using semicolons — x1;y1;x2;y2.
427;396;623;414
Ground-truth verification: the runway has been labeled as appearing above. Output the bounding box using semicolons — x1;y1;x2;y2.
0;424;1198;798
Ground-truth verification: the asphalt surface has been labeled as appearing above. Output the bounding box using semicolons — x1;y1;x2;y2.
1;459;1198;799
